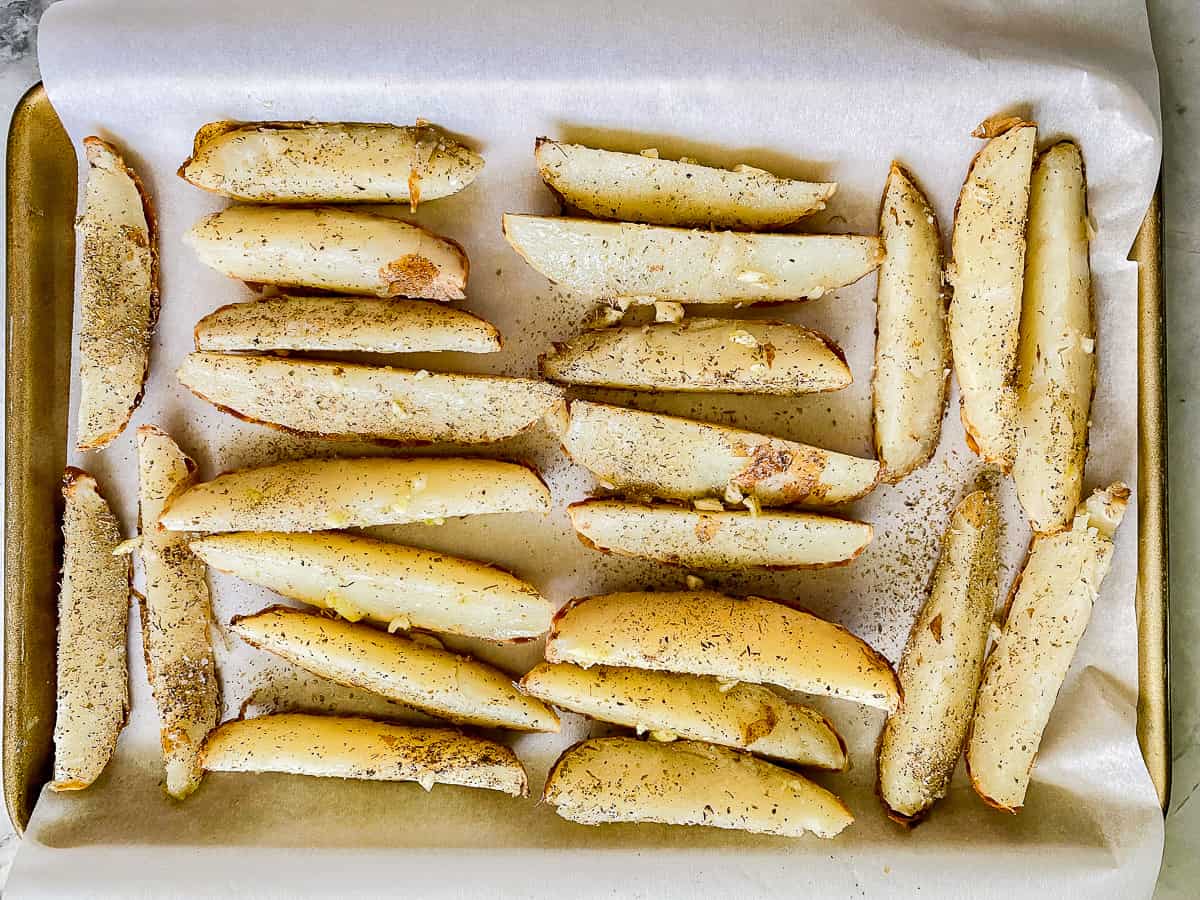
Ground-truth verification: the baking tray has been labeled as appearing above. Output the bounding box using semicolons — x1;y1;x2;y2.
1;81;1171;836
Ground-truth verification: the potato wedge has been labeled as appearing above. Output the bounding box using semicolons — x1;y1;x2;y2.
878;490;999;823
177;352;564;444
559;400;877;506
568;499;872;569
179;121;483;206
231;607;558;731
201;713;527;795
873;163;948;482
948;120;1037;471
534;139;836;230
190;531;552;642
184;206;467;300
52;469;130;790
966;483;1129;812
194;295;500;354
75;137;157;450
540;318;850;394
1013;142;1095;533
546;591;899;712
160;456;549;533
503;214;882;304
543;737;853;838
137;427;221;799
520;662;844;768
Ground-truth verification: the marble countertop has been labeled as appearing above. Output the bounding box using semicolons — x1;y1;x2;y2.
0;1;1194;895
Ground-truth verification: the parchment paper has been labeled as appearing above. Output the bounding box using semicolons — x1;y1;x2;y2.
10;0;1163;896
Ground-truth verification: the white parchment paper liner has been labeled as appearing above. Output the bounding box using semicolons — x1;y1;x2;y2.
10;0;1164;895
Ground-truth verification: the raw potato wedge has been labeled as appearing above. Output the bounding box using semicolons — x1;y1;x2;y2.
877;490;999;823
540;318;851;394
873;163;948;482
194;295;500;354
558;400;878;506
75;137;157;451
1013;142;1095;533
184;206;467;300
543;737;853;838
231;607;559;731
190;531;552;642
568;499;872;569
520;662;845;769
201;713;527;795
160;456;549;533
179;121;483;206
137;427;221;799
546;591;900;712
503;214;882;304
967;483;1129;812
52;469;130;790
948;120;1037;471
177;352;564;444
534;139;836;229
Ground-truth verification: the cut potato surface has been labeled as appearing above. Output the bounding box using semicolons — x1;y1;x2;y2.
520;662;845;768
1014;141;1095;533
75;137;157;450
540;318;850;394
177;352;564;444
543;737;853;838
877;490;998;823
559;400;877;506
873;163;948;483
568;499;872;569
179;121;483;205
967;483;1128;812
160;456;549;533
231;607;558;731
190;531;552;642
137;427;221;799
184;206;467;300
546;591;899;712
948;120;1037;471
194;295;500;354
52;469;130;790
503;214;882;303
534;139;835;230
201;713;527;795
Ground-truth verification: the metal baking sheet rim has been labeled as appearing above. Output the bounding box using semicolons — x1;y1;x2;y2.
1;83;1172;836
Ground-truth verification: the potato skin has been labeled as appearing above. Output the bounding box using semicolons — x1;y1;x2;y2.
543;737;853;838
52;469;130;790
541;318;851;395
558;400;878;506
1013;141;1095;533
948;120;1037;471
75;137;157;451
545;590;899;712
877;490;998;823
966;483;1129;812
873;162;948;483
201;713;528;796
179;121;483;206
520;662;845;768
535;138;835;230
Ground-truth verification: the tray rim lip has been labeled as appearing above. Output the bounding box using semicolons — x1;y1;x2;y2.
0;79;1172;834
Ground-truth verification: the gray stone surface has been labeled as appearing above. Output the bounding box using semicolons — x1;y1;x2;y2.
0;0;1193;894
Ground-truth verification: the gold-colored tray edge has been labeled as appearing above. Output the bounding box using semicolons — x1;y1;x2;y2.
1;84;1172;832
